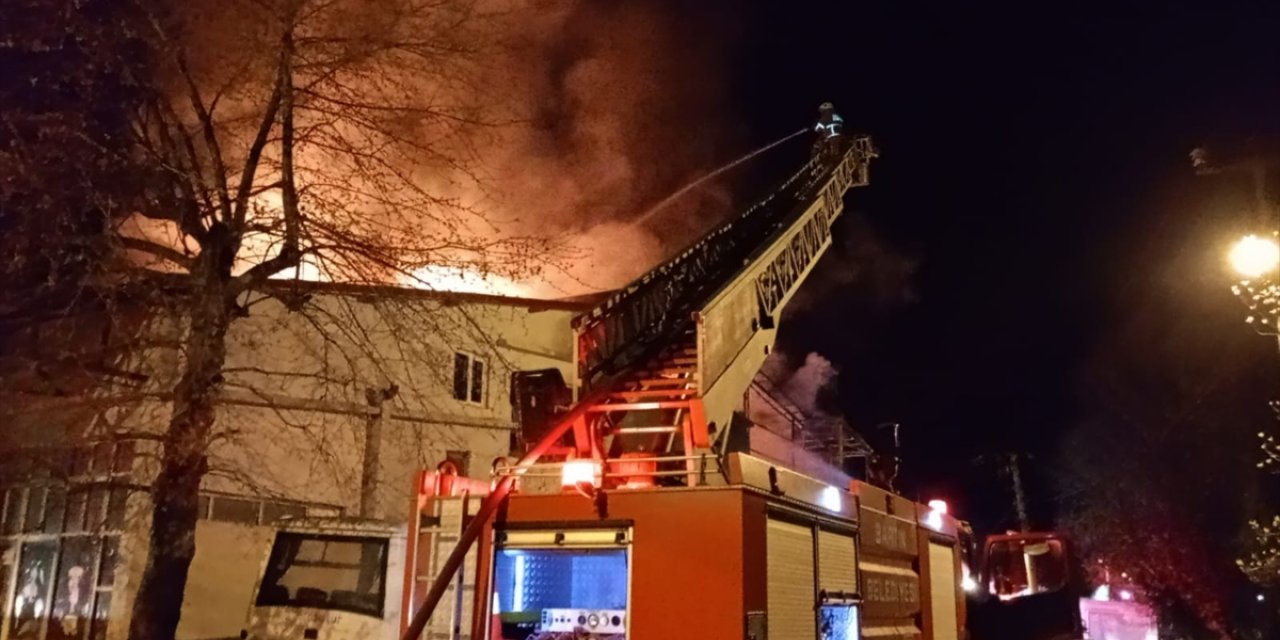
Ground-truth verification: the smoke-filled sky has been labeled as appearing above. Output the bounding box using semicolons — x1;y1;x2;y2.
110;0;761;296
430;1;748;296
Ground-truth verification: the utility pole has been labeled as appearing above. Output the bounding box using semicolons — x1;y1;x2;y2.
1191;146;1279;225
870;422;901;492
360;383;399;518
974;451;1032;531
1006;453;1030;532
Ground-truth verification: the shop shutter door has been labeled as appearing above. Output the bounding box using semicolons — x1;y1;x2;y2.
817;529;857;594
927;542;959;640
767;519;815;640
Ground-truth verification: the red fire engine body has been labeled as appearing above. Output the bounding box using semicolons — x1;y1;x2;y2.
397;132;970;640
407;460;966;640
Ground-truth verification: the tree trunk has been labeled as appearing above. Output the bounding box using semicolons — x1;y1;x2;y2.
128;282;231;640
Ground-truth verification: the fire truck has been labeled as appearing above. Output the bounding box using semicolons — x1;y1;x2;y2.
967;531;1157;640
381;133;973;640
235;129;972;640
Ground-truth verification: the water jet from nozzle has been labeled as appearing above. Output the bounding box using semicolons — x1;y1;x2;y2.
635;128;807;226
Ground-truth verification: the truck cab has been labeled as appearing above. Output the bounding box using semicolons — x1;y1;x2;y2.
967;532;1085;640
242;518;406;640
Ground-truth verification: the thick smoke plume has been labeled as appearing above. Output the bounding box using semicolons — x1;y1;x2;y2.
110;1;749;298
760;351;840;417
786;213;919;315
422;1;742;297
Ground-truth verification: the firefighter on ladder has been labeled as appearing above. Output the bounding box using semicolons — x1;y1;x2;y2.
813;101;844;161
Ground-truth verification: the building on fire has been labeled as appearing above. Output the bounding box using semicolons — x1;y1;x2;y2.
0;135;905;640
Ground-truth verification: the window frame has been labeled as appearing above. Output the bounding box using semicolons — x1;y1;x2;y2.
451;351;488;406
444;450;472;477
254;532;390;618
199;494;338;526
985;538;1068;598
1;439;137;640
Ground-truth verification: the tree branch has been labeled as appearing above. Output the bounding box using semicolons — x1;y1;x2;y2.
140;97;211;241
230;72;285;230
176;51;233;223
115;236;195;271
229;29;300;298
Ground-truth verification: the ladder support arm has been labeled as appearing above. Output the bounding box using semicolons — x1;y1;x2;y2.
399;388;613;640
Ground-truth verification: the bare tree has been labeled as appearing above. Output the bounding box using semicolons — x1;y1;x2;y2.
2;0;555;638
1239;405;1280;587
1053;292;1270;639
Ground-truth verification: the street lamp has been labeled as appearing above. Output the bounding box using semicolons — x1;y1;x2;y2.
1230;234;1280;278
1227;233;1280;335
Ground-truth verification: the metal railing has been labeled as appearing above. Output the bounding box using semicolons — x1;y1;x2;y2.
492;453;722;485
748;370;874;467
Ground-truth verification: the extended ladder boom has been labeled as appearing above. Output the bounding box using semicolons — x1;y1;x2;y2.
573;136;875;394
575;135;876;435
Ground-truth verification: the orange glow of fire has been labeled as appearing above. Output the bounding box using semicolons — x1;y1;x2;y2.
400;265;534;298
117;187;657;300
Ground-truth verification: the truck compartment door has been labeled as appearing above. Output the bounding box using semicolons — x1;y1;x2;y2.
766;519;816;640
927;541;959;640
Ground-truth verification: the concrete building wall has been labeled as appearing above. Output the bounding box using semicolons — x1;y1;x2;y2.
0;287;586;640
204;291;580;518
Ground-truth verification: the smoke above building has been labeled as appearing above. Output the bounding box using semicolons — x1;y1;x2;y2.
109;0;746;299
406;1;743;298
760;351;841;417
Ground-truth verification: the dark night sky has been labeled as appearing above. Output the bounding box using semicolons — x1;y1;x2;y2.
723;2;1280;532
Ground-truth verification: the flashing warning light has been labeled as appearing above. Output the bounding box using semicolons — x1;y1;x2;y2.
1092;585;1111;601
924;511;943;530
924;499;947;530
961;564;978;593
561;460;601;487
1258;593;1267;603
1118;589;1134;602
820;485;843;512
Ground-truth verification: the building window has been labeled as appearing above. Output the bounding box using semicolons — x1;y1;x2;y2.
0;439;136;539
0;439;140;640
452;352;486;404
209;496;260;525
1;481;128;640
3;489;24;536
262;502;307;524
199;494;339;526
69;439;136;485
444;450;472;477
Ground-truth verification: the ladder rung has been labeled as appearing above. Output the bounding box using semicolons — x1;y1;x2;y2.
588;400;692;412
625;378;697;388
611;389;696;401
631;367;696;378
616;426;678;434
658;356;697;366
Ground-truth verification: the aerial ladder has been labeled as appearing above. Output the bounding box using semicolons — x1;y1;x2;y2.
401;131;874;639
398;133;964;640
